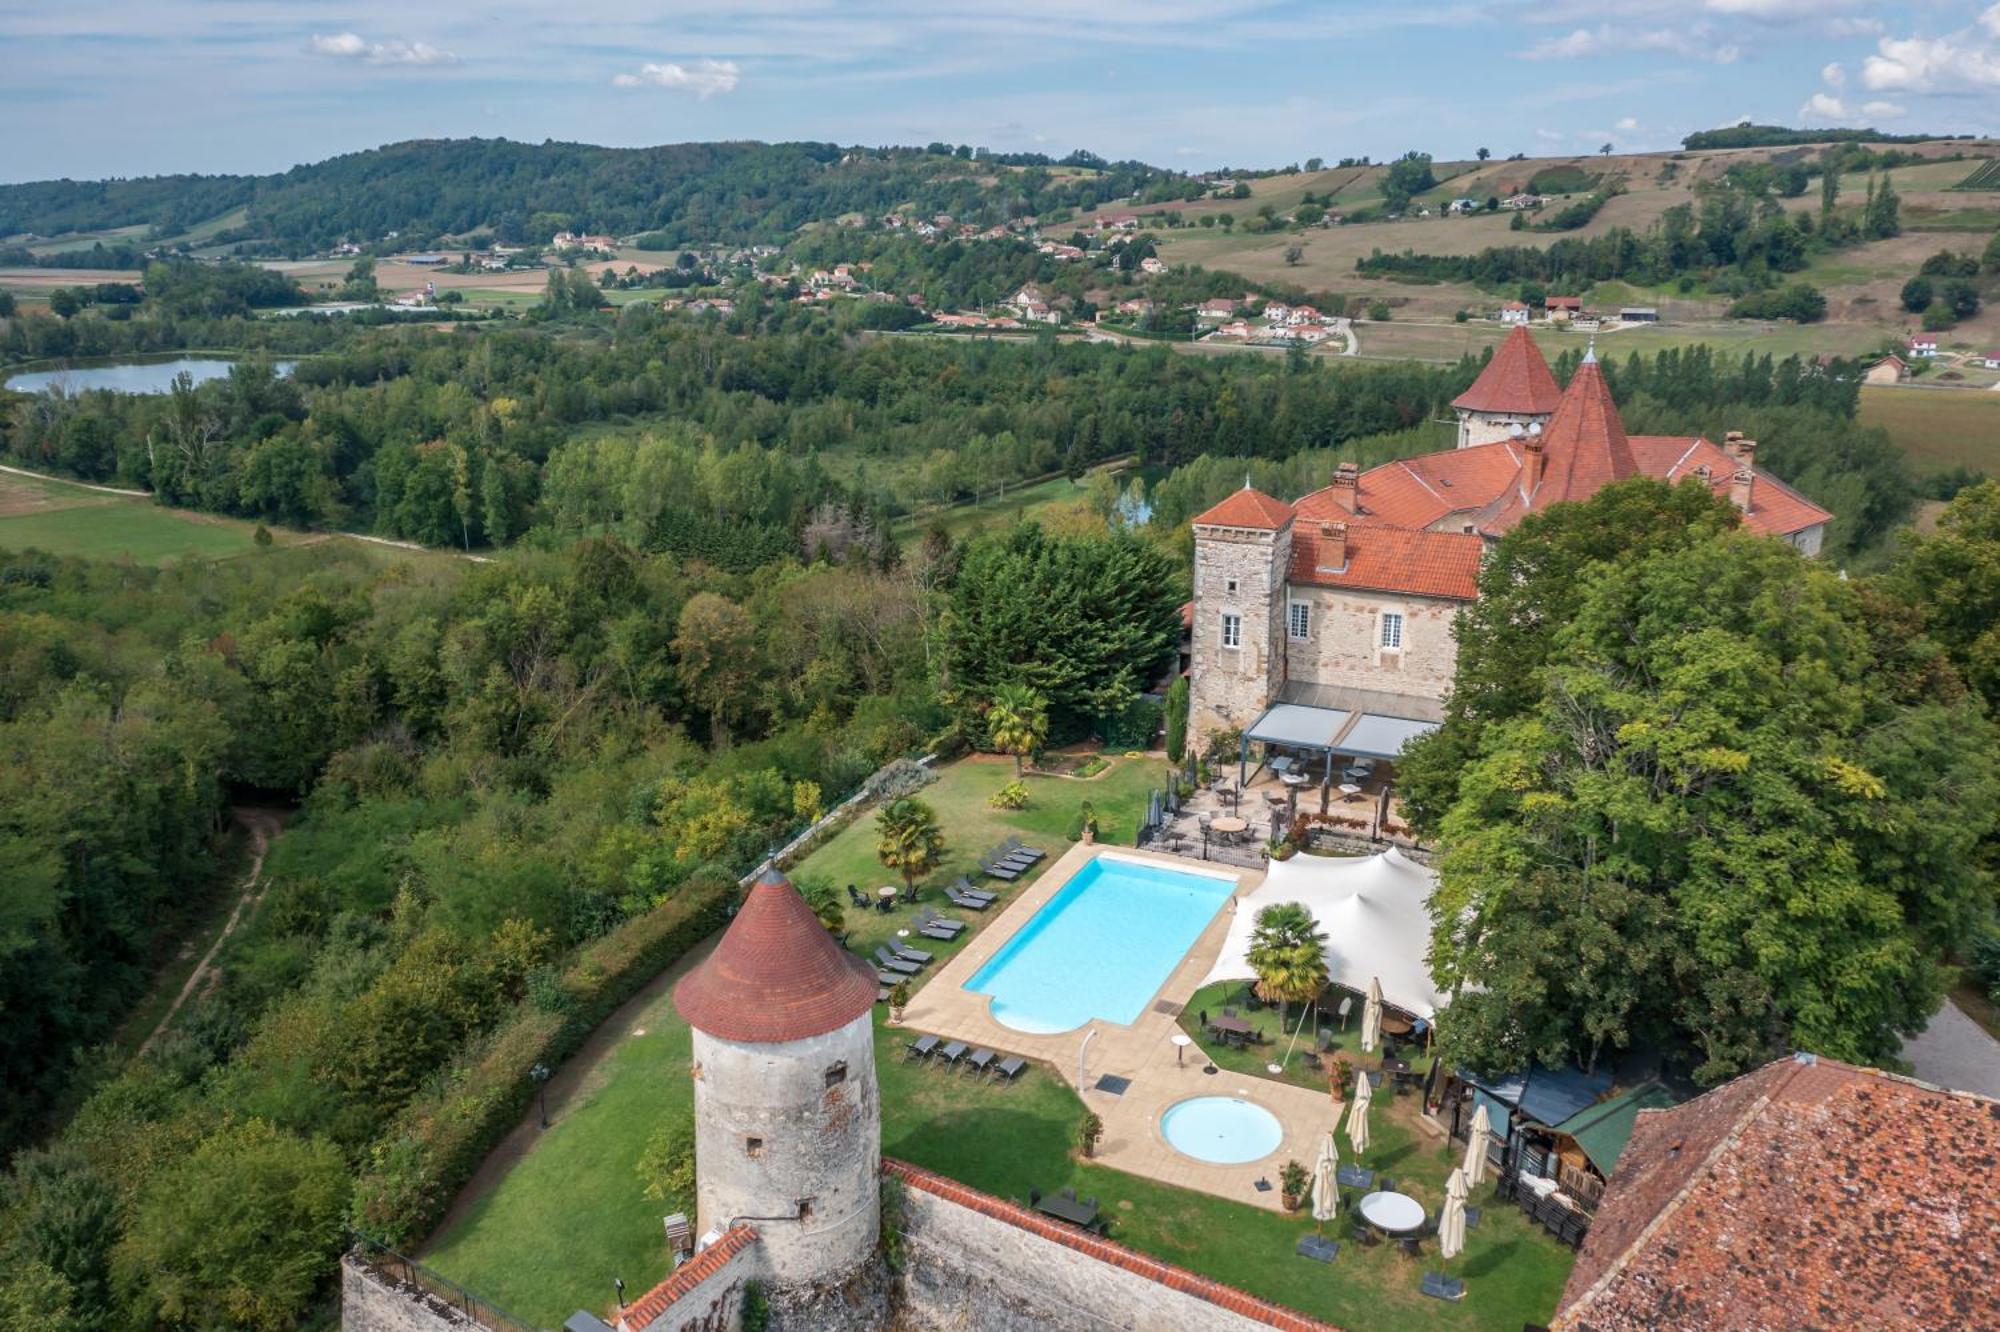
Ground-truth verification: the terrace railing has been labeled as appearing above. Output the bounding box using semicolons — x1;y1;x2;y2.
348;1235;544;1332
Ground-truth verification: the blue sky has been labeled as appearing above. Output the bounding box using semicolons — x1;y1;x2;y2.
5;1;2000;182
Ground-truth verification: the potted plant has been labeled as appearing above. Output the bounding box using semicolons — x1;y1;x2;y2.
1279;1159;1310;1212
888;979;911;1025
1329;1056;1354;1103
1078;1111;1104;1159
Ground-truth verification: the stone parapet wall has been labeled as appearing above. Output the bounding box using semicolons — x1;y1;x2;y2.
619;1225;764;1332
886;1160;1339;1332
340;1254;490;1332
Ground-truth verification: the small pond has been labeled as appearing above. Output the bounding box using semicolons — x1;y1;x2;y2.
4;356;297;395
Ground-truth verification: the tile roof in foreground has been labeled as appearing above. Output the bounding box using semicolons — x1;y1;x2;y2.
1193;485;1297;530
1554;1054;2000;1332
1451;324;1564;416
616;1224;758;1331
673;870;876;1043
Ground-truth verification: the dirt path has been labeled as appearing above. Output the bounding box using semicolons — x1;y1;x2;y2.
0;462;150;498
139;806;285;1054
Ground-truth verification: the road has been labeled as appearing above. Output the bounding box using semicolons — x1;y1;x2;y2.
1900;999;2000;1099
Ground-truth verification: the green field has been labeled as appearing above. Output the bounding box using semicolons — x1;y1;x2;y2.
889;470;1116;542
1859;386;2000;475
422;754;1573;1332
0;469;302;563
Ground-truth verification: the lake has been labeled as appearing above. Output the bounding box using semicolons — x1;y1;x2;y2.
4;357;297;395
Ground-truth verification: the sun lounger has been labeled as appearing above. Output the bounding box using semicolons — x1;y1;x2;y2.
992;1055;1026;1083
904;1034;939;1061
951;876;998;902
990;845;1037;868
891;941;934;964
947;887;994;910
877;988;890;1003
998;837;1046;862
876;970;905;986
918;924;957;941
936;1040;968;1068
919;906;968;931
874;947;921;974
978;857;1022;881
964;1047;997;1077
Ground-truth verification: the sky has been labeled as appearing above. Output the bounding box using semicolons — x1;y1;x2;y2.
5;0;2000;183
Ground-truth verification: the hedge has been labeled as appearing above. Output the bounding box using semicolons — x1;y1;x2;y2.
350;870;738;1246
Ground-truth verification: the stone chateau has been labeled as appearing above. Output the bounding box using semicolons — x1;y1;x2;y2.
1186;327;1833;748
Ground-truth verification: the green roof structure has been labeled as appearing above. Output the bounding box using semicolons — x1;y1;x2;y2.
1554;1081;1680;1176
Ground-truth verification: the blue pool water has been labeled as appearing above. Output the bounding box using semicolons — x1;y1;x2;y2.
967;854;1236;1033
1160;1096;1284;1164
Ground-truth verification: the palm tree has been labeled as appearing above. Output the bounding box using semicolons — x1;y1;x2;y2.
876;797;946;894
1246;902;1328;1031
987;683;1049;777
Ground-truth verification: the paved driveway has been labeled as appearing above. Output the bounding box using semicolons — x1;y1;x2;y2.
1900;1000;2000;1099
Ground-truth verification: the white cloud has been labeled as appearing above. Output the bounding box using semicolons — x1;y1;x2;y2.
1615;115;1639;130
1862;7;2000;92
307;32;457;66
1799;91;1850;123
1860;99;1906;117
1535;127;1567;142
611;58;741;97
1822;61;1845;88
1521;25;1739;64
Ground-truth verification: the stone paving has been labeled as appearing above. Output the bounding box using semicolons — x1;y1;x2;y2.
897;842;1354;1213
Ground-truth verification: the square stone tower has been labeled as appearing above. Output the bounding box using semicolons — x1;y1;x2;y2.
1187;485;1295;743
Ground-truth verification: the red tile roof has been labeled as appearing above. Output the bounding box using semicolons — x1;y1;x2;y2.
617;1224;759;1331
1627;435;1832;539
1452;326;1564;415
1290;522;1483;600
885;1160;1341;1330
1555;1055;2000;1332
1193;486;1296;530
673;871;876;1044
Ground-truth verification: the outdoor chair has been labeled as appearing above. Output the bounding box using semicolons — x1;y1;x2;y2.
951;876;998;902
891;941;934;965
999;837;1046;862
964;1048;997;1077
918;908;966;935
846;884;869;908
979;856;1024;880
936;1040;968;1068
900;882;920;904
875;970;904;986
875;895;895;913
918;923;958;942
903;1034;939;1062
874;947;921;975
947;888;993;911
1397;1237;1422;1260
992;1055;1026;1084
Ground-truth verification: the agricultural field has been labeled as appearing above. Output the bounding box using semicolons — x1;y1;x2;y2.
0;469;304;562
1858;386;2000;476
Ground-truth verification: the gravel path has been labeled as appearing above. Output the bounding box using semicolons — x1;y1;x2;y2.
1900;999;2000;1099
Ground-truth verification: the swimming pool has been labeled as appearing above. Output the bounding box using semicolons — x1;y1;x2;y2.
1160;1096;1285;1164
966;853;1237;1033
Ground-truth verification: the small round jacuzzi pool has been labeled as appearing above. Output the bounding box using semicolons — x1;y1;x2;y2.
1160;1095;1284;1164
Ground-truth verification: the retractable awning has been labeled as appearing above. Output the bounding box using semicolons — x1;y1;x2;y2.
1242;685;1443;762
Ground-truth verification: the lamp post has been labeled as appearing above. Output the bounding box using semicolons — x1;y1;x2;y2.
531;1062;552;1129
1199;812;1211;861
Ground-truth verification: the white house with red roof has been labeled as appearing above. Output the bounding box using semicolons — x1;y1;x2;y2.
1499;300;1531;325
1186;329;1833;747
1908;334;1939;358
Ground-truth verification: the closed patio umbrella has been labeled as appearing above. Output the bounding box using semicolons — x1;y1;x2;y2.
1347;1070;1373;1155
1463;1103;1491;1189
1311;1131;1339;1229
1360;976;1384;1053
1440;1166;1469;1263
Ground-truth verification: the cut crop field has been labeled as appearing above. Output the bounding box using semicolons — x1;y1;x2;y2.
1858;386;2000;475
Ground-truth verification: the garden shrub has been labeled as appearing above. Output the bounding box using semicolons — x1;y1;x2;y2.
989;780;1029;810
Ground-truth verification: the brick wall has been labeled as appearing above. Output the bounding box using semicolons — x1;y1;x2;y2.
886;1160;1339;1332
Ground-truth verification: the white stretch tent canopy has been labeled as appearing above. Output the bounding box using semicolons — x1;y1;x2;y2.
1203;848;1449;1019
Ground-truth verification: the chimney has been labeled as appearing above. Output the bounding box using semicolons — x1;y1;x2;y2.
1521;434;1546;500
1723;431;1757;469
1331;461;1359;513
1318;521;1349;572
1730;467;1754;514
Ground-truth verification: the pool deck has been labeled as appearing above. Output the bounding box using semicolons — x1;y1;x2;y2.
899;842;1346;1213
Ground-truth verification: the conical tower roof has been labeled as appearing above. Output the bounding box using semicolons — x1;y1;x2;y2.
1530;350;1636;509
1452;326;1563;416
674;870;878;1043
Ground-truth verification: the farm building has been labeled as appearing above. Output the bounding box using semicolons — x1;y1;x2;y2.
1863;354;1911;385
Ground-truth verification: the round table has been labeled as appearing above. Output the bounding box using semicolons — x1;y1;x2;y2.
1337;783;1362;801
1281;772;1309;787
877;886;898;901
1380;1013;1415;1038
1211;816;1247;835
1357;1191;1426;1234
1171;1032;1193;1066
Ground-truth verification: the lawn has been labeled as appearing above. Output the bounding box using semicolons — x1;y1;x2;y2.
1176;979;1436;1095
0;470;312;564
1858;386;2000;475
887;467;1128;543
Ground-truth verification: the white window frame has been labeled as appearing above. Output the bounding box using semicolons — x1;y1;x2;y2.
1221;612;1242;650
1288;602;1311;641
1379;611;1404;651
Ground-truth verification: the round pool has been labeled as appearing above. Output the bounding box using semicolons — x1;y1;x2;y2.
1160;1095;1284;1164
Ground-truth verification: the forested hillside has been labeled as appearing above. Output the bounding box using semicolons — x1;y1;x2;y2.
0;139;1184;253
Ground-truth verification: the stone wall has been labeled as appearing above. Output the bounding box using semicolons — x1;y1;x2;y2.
340;1254;485;1332
1456;408;1550;448
886;1161;1337;1332
1286;587;1458;704
1188;522;1291;740
618;1225;764;1332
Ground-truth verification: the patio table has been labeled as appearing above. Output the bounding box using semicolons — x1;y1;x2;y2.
1380;1014;1415;1038
1034;1191;1099;1228
1357;1191;1426;1235
1281;772;1309;787
1211;816;1247;835
1208;1014;1252;1042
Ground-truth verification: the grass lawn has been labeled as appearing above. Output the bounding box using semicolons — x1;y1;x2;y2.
1858;386;2000;475
1176;979;1436;1096
0;471;315;564
887;472;1108;543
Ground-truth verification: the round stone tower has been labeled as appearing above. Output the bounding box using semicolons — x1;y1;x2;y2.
672;870;882;1289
